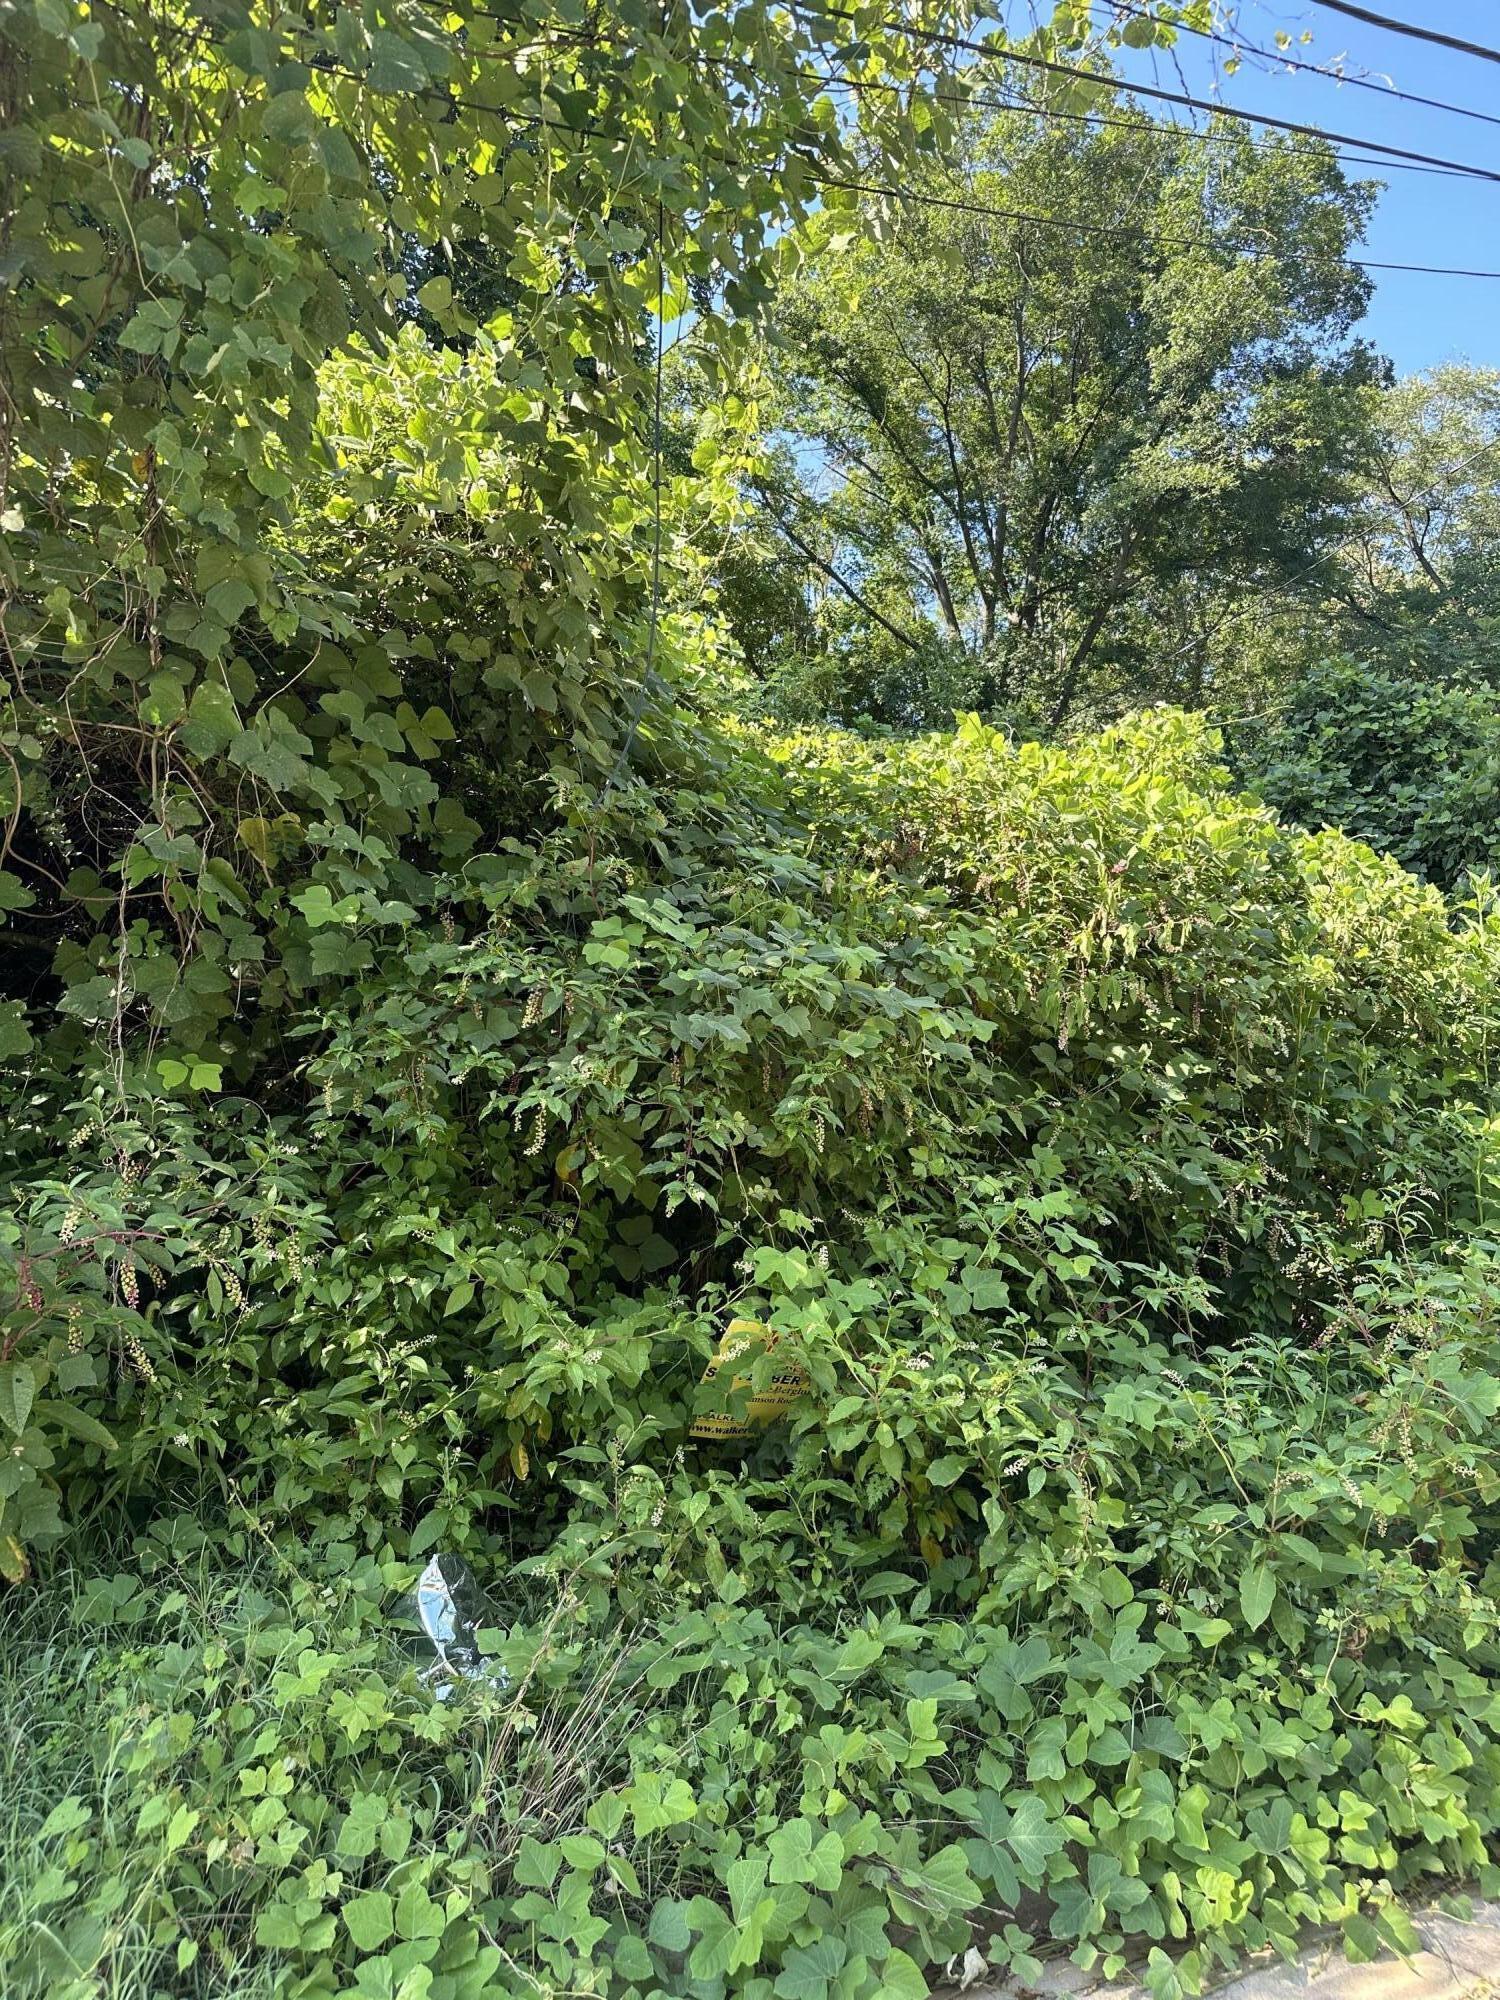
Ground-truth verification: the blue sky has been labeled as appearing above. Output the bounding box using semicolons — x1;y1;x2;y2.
1107;0;1500;376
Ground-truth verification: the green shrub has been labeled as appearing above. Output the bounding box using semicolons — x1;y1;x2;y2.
1232;653;1500;890
5;710;1500;1995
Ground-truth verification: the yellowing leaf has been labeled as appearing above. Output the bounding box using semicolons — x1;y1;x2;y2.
237;817;273;868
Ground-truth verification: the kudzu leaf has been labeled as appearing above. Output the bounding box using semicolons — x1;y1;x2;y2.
342;1889;395;1951
34;1402;116;1451
877;1948;927;2000
647;1898;692;1952
924;1453;967;1487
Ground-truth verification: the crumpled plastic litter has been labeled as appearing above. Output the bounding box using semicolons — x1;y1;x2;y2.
402;1552;509;1700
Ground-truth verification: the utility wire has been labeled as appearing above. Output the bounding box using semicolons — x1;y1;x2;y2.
802;165;1500;276
403;46;1500;279
602;0;673;796
1100;0;1500;130
291;23;1493;264
367;66;1500;276
445;12;1500;182
1311;0;1500;68
809;6;1500;182
601;201;668;793
780;56;1493;183
191;13;1500;278
453;1;1500;184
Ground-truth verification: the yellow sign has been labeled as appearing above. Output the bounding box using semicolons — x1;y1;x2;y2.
689;1319;810;1440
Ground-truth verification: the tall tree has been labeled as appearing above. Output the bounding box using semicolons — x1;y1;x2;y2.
738;92;1381;731
1334;365;1500;636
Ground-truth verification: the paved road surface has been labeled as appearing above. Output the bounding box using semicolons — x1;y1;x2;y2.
961;1903;1500;2000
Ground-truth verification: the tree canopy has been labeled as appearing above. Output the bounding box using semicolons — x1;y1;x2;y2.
1335;364;1500;641
721;94;1380;730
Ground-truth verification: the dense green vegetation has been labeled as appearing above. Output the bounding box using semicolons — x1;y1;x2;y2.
1232;652;1500;891
721;100;1379;732
6;0;1500;1997
1229;366;1500;890
10;707;1500;2000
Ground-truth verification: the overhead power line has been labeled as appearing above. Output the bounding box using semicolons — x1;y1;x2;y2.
405;74;1500;277
807;8;1500;184
448;8;1500;178
458;2;1500;183
190;10;1500;280
804;166;1500;277
1311;0;1500;67
785;56;1495;184
1101;0;1500;130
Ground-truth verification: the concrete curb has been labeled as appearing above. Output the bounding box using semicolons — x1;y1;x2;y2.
1206;1903;1500;2000
961;1903;1500;2000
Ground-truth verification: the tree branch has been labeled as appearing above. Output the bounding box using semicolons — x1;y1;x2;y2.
757;489;926;656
